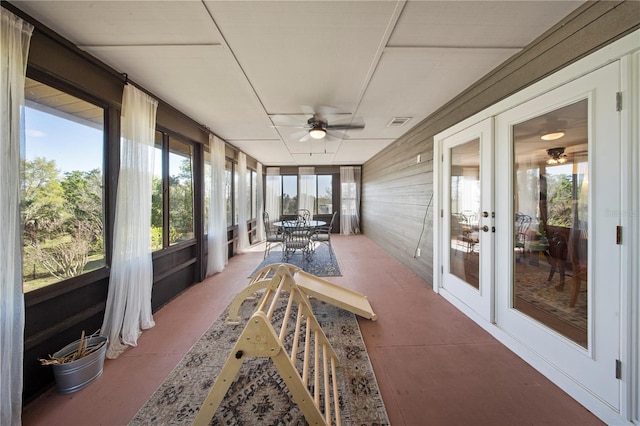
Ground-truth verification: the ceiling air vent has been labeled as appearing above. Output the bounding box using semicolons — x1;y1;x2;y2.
387;117;411;127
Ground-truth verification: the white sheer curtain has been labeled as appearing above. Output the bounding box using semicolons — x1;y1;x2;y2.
101;85;158;359
265;167;281;224
237;152;249;252
255;162;265;241
206;135;228;275
299;167;315;219
340;166;361;235
1;10;33;425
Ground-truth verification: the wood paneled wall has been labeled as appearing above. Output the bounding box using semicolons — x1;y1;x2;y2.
361;1;640;287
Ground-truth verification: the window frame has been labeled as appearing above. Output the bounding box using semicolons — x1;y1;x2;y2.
21;71;111;294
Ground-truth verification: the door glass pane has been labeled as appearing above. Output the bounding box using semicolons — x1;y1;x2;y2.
512;99;588;347
449;139;481;289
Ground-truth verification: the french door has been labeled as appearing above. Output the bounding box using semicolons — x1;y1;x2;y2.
438;62;621;410
494;62;621;408
440;118;494;322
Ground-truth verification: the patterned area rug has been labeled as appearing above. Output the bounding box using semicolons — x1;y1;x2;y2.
454;252;587;332
251;244;341;277
130;294;388;425
515;260;587;332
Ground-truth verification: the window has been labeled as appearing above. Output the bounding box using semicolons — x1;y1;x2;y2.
151;132;195;249
282;175;298;215
22;78;105;292
168;137;194;244
225;159;233;225
203;147;212;233
317;175;333;214
151;131;163;250
251;170;257;219
246;169;252;220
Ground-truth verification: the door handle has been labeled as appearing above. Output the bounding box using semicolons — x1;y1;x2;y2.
482;225;489;232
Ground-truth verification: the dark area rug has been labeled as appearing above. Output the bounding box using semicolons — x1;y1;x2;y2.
130;294;388;425
251;244;341;277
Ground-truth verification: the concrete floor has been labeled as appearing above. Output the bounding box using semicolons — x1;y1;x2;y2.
22;234;602;425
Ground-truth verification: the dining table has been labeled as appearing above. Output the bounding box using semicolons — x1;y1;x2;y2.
273;220;326;229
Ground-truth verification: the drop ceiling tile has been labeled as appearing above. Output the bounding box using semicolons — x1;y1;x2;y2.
231;139;294;166
356;46;520;139
14;0;221;45
389;1;585;48
85;44;272;140
334;139;396;164
205;0;399;114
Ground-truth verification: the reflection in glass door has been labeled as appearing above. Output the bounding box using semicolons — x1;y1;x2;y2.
512;100;588;347
450;139;481;289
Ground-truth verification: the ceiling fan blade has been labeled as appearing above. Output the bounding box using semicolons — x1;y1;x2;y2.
299;105;317;118
300;104;351;121
316;105;348;119
299;132;311;142
327;123;365;131
326;129;349;140
271;114;308;128
326;115;365;130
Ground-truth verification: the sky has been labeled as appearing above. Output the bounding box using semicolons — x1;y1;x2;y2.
25;106;103;174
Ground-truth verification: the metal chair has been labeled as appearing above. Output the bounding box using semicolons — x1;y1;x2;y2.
297;209;311;226
262;211;284;259
311;211;337;257
514;213;532;261
283;220;314;261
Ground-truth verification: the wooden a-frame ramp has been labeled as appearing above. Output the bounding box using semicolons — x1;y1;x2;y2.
194;265;351;425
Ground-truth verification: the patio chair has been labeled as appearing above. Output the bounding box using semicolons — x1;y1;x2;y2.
311;211;337;257
262;211;284;259
297;209;311;225
283;220;314;261
515;213;532;261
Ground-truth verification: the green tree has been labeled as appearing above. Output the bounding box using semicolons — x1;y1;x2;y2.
61;169;103;247
22;158;105;287
547;174;573;227
21;157;67;246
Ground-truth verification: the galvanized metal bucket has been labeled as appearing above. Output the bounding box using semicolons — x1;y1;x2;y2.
51;335;108;394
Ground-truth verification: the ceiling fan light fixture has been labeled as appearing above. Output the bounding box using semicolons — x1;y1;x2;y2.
546;147;568;165
309;126;326;139
540;131;565;141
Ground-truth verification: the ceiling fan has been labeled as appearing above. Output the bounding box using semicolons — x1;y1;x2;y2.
270;105;365;142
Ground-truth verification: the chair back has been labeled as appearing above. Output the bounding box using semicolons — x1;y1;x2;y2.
297;209;311;225
515;213;532;245
284;221;312;250
328;211;338;230
263;211;277;236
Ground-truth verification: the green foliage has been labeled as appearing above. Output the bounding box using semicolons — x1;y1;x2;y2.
21;158;105;291
546;174;574;227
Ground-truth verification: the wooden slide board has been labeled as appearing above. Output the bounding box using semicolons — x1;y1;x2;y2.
226;263;377;325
